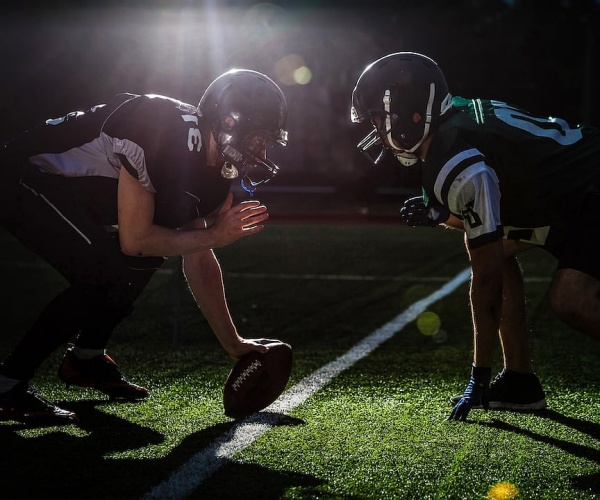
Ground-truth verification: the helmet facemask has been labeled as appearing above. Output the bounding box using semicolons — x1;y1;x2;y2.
354;109;421;167
215;119;287;195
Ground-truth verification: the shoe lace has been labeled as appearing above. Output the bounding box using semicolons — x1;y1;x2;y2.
489;369;509;388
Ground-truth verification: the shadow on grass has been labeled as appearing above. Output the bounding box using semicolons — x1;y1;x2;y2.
538;409;600;441
180;412;341;499
229;410;306;427
0;404;312;498
0;400;166;498
200;462;343;500
480;409;600;494
141;411;310;498
0;397;164;440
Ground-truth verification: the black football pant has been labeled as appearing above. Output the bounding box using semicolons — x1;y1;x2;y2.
0;163;164;382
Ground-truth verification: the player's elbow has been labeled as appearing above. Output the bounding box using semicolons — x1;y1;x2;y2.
120;243;145;257
118;234;146;257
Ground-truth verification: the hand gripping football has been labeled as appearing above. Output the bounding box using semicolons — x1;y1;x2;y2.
223;339;292;418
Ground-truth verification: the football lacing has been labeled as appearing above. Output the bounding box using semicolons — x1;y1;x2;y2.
231;359;262;392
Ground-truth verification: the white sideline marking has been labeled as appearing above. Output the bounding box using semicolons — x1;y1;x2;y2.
143;267;471;500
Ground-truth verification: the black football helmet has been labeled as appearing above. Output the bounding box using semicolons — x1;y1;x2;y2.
198;69;288;194
351;52;452;166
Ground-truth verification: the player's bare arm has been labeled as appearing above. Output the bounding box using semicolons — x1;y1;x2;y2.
466;238;505;367
117;167;269;257
445;225;533;371
499;254;534;372
442;214;465;230
182;249;270;359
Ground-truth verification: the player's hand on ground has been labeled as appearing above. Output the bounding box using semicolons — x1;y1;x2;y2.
448;366;491;421
211;193;269;247
400;196;450;227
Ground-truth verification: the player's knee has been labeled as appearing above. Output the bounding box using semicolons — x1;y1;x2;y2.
549;271;598;327
549;285;580;323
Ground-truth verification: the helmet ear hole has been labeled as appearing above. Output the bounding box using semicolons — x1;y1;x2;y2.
221;114;237;130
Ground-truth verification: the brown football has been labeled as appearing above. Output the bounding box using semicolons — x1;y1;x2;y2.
223;339;292;418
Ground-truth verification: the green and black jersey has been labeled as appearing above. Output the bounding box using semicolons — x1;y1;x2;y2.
422;96;600;248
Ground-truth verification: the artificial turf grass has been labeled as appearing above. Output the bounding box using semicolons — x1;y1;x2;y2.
2;225;599;499
197;247;599;499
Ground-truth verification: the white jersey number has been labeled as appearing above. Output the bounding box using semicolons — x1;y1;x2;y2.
182;114;202;152
491;101;582;146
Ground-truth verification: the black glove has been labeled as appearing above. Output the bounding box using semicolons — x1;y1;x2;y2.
400;196;450;227
448;365;491;421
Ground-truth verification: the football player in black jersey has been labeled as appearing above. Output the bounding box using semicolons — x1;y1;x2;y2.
351;52;600;421
0;69;289;424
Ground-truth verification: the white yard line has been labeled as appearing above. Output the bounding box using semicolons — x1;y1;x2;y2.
143;267;471;500
224;272;549;283
0;261;550;283
225;272;452;282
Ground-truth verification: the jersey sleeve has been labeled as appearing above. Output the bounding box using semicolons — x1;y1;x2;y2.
101;95;160;193
101;94;232;228
445;159;503;247
101;95;206;228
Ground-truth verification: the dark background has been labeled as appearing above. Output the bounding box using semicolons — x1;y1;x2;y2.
1;0;598;206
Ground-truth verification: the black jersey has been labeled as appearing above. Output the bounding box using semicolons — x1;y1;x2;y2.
423;97;600;248
5;93;231;229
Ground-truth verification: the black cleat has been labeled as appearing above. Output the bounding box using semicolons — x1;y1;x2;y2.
451;369;547;411
58;349;148;401
0;382;78;425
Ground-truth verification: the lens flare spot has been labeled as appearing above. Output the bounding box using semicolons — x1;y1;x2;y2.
293;66;312;84
274;54;307;85
487;481;519;500
416;311;441;336
431;329;448;343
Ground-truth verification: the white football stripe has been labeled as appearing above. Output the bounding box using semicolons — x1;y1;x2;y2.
143;267;471;500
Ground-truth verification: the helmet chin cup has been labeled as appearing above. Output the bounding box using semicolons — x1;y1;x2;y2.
394;151;419;167
241;176;257;195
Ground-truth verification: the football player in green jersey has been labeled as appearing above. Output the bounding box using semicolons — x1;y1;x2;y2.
351;52;600;421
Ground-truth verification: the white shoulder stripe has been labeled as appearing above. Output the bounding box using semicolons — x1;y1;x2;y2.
433;148;482;202
112;136;156;193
